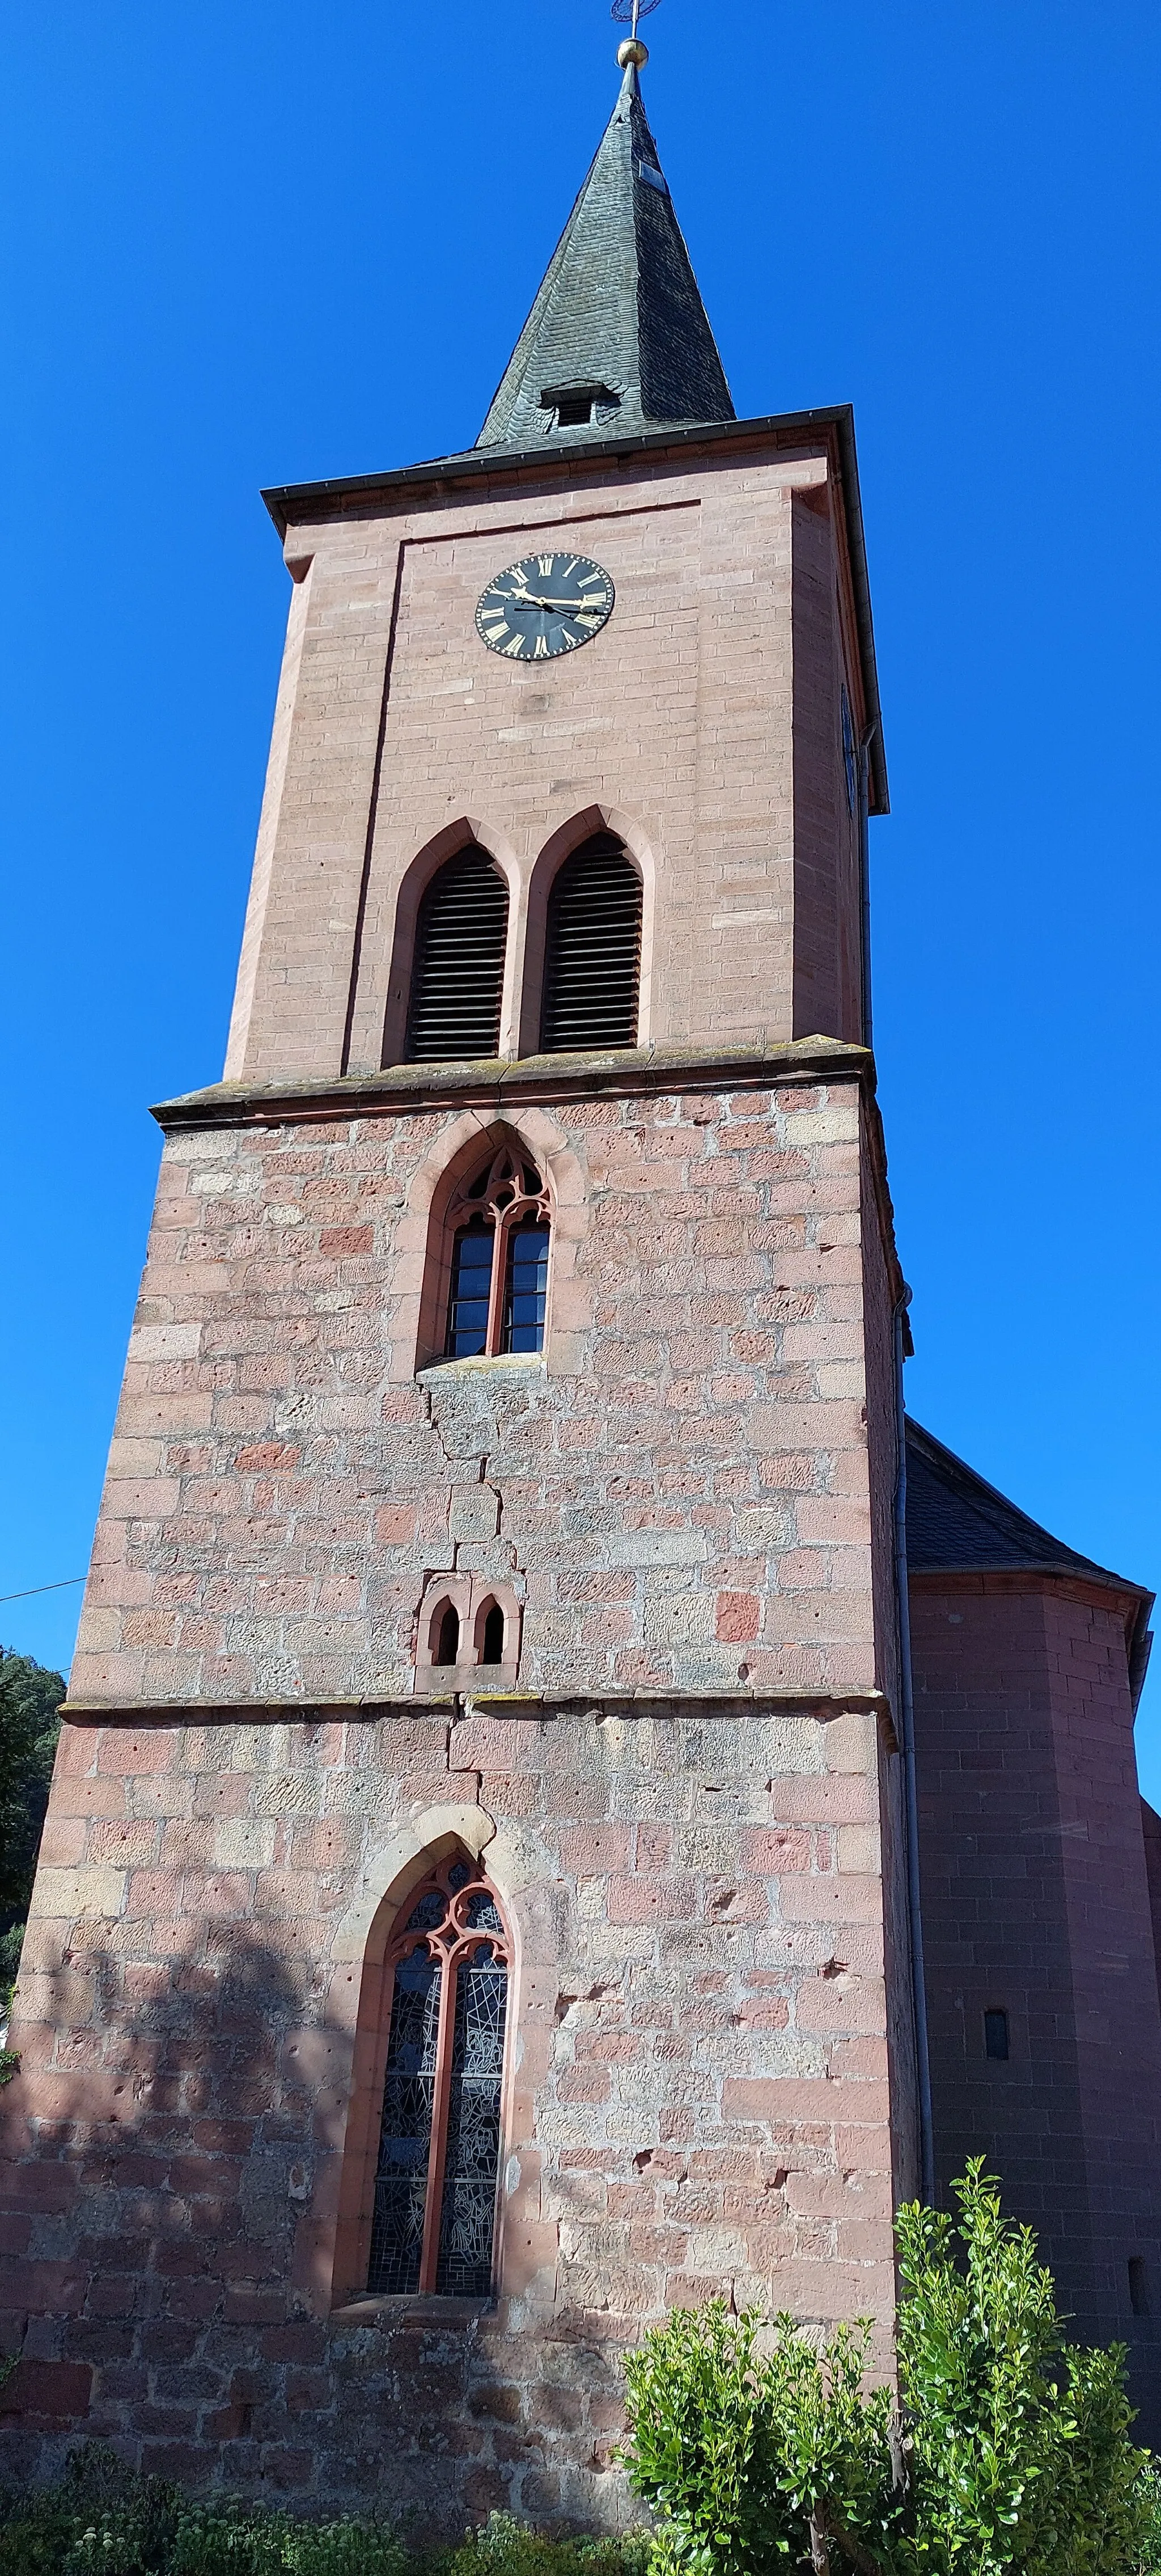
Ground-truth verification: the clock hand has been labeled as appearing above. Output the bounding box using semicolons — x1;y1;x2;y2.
520;595;604;613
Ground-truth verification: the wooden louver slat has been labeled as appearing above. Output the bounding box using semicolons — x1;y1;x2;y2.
541;834;642;1053
406;848;509;1062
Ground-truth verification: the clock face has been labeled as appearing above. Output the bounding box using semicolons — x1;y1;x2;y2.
475;552;615;661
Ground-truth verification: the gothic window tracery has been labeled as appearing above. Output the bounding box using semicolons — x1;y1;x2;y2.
367;1855;511;2300
444;1147;550;1359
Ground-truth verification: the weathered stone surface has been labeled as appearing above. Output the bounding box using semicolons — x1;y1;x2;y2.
0;1701;898;2523
66;1078;896;1721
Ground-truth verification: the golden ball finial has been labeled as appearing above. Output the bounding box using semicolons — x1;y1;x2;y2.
617;36;648;66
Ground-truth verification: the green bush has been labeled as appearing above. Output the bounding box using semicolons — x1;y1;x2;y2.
436;2515;650;2576
172;2505;410;2575
895;2164;1148;2576
621;2162;1159;2576
622;2299;903;2576
1134;2467;1161;2574
0;2477;646;2576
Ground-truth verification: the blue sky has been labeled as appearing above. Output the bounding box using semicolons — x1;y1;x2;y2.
2;1;1159;1790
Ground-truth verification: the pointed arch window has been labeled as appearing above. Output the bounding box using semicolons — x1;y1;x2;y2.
444;1147;550;1359
406;847;509;1062
368;1854;511;2299
541;832;642;1052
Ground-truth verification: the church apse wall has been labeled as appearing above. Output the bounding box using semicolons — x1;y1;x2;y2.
909;1574;1161;2438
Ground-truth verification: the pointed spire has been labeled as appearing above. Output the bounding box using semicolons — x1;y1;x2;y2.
476;54;734;451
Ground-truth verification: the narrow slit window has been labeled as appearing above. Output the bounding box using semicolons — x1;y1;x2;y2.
481;1602;506;1664
441;1149;550;1361
541;834;642;1053
1129;2257;1151;2317
368;1857;511;2299
433;1605;460;1667
406;848;509;1063
984;2008;1010;2061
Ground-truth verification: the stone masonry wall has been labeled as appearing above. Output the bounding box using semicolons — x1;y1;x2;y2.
909;1575;1161;2441
67;1071;895;1714
0;1061;912;2509
224;431;871;1088
1143;1799;1161;2016
0;1696;897;2523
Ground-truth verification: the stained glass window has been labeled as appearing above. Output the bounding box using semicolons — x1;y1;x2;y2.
503;1222;550;1353
367;1857;511;2300
441;1149;550;1361
446;1220;495;1358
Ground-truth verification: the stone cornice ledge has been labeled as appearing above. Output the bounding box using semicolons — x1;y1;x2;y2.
151;1036;875;1132
61;1688;893;1726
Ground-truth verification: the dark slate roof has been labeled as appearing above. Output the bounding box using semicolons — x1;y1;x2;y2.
476;60;734;451
905;1417;1144;1587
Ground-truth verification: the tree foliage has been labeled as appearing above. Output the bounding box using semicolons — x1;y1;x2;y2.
0;1643;65;2018
621;2163;1158;2576
895;2165;1148;2576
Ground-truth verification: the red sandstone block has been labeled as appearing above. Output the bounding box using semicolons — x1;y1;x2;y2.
36;1817;89;1866
224;2288;289;2325
90;1820;161;1865
741;1828;812;1872
557;2067;612;2105
319;1226;373;1256
451;1715;543;1769
795;1977;885;2036
732;1996;790;2031
607;1875;696;1924
778;1875;882;1923
0;2359;92;2422
558;1825;632;1873
717;1592;761;1642
96;1732;180;1777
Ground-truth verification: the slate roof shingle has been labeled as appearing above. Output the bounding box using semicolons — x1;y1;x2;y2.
476;60;734;451
905;1417;1154;1708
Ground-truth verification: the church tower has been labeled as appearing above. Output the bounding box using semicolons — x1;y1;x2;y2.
0;37;919;2521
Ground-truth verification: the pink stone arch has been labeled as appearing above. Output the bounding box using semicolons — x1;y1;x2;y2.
387;1106;591;1380
518;804;658;1054
380;817;522;1068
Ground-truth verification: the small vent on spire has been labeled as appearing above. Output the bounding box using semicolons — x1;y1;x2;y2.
406;848;509;1063
541;834;643;1053
540;383;621;430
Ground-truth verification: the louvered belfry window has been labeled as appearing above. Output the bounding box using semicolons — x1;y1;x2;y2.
367;1854;511;2300
405;847;509;1062
541;832;642;1052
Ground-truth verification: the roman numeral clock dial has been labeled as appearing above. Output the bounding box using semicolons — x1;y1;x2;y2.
475;552;615;660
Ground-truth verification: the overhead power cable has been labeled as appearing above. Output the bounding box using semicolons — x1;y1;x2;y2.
0;1578;86;1605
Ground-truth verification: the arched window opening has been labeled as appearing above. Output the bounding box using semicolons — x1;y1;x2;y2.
368;1854;511;2299
444;1149;550;1360
406;848;509;1063
541;832;642;1052
433;1603;460;1667
480;1601;506;1664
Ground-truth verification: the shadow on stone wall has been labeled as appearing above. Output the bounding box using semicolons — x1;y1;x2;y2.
0;1930;620;2530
